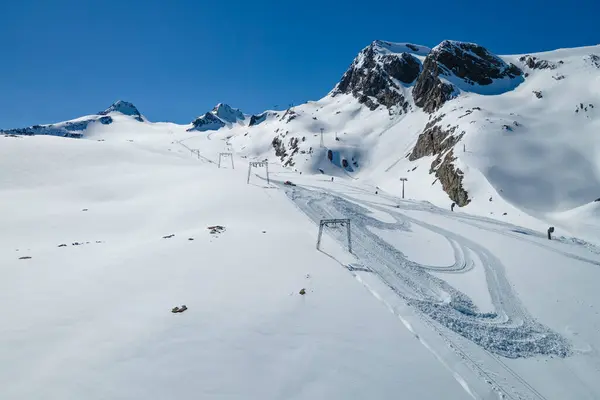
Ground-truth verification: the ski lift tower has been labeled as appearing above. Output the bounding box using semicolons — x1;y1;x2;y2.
247;161;269;184
320;128;324;148
218;152;234;169
399;177;408;199
317;219;352;253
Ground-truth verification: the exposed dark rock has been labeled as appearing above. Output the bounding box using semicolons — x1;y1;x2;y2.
414;41;522;113
2;116;113;137
382;53;422;84
272;137;287;160
434;150;470;207
162;234;175;239
208;226;225;235
280;109;297;123
405;43;420;52
249;113;267;126
533;90;543;98
408;115;457;161
553;74;566;81
187;112;225;132
333;41;421;112
99;100;143;121
413;57;456;113
409;116;469;205
519;55;558;70
19;256;32;260
171;305;188;313
585;54;600;69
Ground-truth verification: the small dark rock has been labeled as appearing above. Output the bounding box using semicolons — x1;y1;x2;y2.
299;288;306;295
207;226;225;235
58;244;67;247
19;256;32;260
188;238;194;241
162;234;175;239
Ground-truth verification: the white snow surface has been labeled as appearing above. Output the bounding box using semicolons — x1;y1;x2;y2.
3;41;600;399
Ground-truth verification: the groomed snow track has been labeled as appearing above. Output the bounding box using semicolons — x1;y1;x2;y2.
280;183;571;360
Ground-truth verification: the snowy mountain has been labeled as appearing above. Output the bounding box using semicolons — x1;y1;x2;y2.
187;103;246;132
4;39;600;400
98;100;144;122
3;40;600;238
212;39;600;240
1;100;144;138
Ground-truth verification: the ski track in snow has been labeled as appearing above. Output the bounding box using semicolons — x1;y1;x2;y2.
280;183;572;360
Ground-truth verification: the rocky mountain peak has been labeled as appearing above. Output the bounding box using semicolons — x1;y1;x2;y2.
211;103;245;123
99;100;143;121
413;41;523;113
332;40;426;113
187;112;225;132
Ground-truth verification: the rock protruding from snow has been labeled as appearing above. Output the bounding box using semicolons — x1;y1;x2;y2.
1;116;113;138
249;113;267;126
519;55;560;70
211;103;245;123
187;112;226;132
333;40;426;112
409;114;469;206
99;100;143;122
414;41;523;112
187;103;246;132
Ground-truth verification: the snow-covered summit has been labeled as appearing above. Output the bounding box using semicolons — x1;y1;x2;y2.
413;40;524;112
332;40;425;112
99;100;144;122
371;40;431;57
211;103;245;123
187;103;246;132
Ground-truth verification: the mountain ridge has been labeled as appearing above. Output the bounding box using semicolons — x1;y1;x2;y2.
3;39;600;233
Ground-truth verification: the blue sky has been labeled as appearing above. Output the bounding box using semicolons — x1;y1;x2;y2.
1;0;598;128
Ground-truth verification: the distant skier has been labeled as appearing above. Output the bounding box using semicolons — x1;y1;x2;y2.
331;177;334;182
547;226;554;240
451;202;456;212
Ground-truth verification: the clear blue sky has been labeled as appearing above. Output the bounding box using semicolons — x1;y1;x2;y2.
1;0;598;128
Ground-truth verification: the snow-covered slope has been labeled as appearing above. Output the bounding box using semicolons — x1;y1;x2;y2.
2;40;600;240
187;103;245;131
0;133;474;400
180;40;600;243
4;123;600;399
1;100;145;138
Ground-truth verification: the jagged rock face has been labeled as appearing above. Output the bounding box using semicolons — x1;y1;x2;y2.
414;41;523;113
187;112;225;132
409;115;469;206
99;100;143;122
334;42;422;112
408;119;459;161
413;59;456;114
249;113;267;126
435;151;470;206
585;54;600;69
519;55;559;70
212;103;244;123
